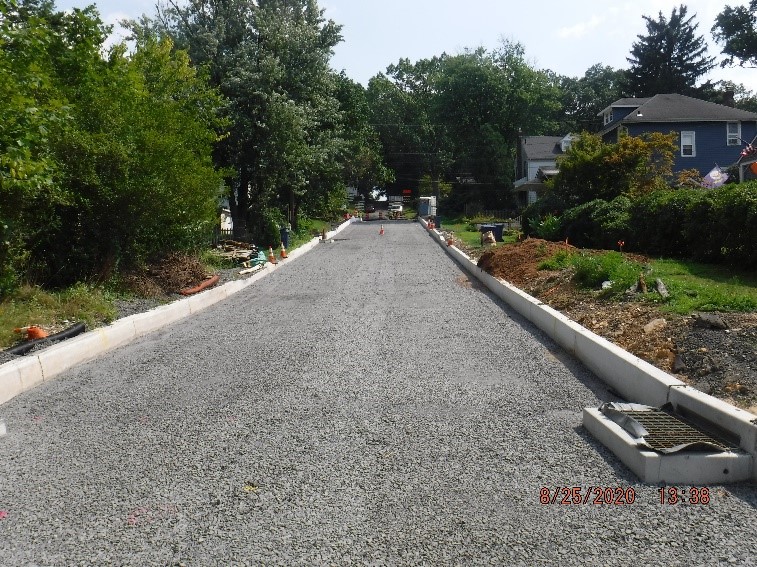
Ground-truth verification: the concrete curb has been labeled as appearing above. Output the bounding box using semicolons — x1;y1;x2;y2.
0;220;349;407
423;219;757;481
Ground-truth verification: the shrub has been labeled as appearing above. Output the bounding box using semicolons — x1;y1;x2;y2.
538;249;574;270
572;251;641;291
534;213;562;240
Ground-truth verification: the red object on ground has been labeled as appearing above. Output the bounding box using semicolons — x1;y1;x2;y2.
13;325;49;340
179;274;220;296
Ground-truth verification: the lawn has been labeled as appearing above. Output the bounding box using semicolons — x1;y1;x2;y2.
441;216;519;250
648;258;757;314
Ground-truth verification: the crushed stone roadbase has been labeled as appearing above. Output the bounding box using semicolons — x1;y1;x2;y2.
0;222;755;565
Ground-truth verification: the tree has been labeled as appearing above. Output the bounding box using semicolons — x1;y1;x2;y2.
558;64;624;133
333;73;393;203
713;1;757;68
551;132;677;207
366;56;451;201
367;41;562;213
131;0;344;236
0;0;67;293
622;5;715;97
0;0;229;290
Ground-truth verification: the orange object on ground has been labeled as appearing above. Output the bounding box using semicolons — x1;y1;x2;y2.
13;326;49;340
379;224;385;236
280;243;288;259
267;246;278;264
179;274;220;296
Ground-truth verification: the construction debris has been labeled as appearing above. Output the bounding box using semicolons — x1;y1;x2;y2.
655;278;670;299
216;240;259;262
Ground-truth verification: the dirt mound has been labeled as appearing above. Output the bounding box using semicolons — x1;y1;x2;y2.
123;253;211;296
477;239;575;283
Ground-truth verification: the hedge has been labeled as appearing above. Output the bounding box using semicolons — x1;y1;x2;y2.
529;183;757;268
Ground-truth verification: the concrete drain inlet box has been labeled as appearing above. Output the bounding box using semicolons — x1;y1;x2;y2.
583;403;753;484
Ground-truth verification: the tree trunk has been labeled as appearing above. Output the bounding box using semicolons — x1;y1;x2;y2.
233;169;249;239
288;188;299;231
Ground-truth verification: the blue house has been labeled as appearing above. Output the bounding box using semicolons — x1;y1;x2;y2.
598;93;757;176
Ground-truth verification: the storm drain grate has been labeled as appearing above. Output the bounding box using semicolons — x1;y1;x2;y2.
599;403;739;454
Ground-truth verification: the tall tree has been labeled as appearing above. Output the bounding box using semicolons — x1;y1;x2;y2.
622;4;715;97
558;64;624;133
333;73;393;203
366;56;450;200
712;1;757;68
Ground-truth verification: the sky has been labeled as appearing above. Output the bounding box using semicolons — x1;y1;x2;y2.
55;0;757;92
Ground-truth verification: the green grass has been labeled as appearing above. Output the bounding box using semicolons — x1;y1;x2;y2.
0;284;117;349
647;258;757;314
290;218;331;249
538;249;757;314
441;217;519;250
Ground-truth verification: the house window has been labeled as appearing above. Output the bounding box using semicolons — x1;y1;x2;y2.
727;122;740;145
604;111;613;125
681;131;695;157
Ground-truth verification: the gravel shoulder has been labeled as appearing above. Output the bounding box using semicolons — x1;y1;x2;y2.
0;222;755;565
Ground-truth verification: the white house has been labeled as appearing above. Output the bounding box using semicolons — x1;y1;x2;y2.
513;134;574;209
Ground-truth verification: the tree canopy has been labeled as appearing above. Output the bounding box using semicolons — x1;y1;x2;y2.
713;0;757;68
367;41;563;213
551;132;677;207
622;4;715;97
0;0;225;292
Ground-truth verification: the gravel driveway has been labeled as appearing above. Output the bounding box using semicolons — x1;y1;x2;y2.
0;221;755;566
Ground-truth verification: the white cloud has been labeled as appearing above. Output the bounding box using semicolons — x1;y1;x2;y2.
557;15;603;39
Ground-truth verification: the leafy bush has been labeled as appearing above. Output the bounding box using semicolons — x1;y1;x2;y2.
559;196;631;249
534;213;562;240
521;192;566;236
629;184;757;268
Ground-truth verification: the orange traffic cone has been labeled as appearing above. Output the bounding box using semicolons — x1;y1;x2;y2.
379;224;384;236
267;246;278;264
280;243;288;259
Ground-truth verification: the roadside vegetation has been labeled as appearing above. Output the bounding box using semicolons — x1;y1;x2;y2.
537;249;757;315
0;285;117;349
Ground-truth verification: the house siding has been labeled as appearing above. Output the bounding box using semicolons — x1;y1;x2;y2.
612;121;757;174
606;106;640;128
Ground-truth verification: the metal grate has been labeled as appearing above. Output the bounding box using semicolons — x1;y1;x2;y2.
620;408;738;453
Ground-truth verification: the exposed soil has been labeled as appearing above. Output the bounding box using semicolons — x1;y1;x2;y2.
462;237;757;413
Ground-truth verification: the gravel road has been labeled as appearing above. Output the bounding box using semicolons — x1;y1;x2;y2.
0;221;755;566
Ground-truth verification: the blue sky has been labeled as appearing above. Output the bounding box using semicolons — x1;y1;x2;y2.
56;0;757;92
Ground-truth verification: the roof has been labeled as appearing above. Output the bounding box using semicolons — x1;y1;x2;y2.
600;93;757;125
521;136;563;161
597;98;651;116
